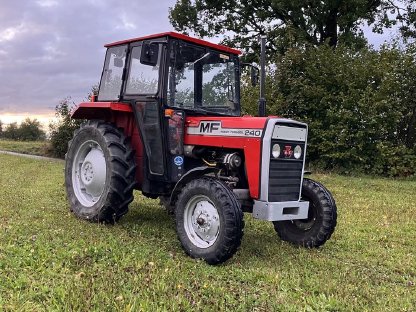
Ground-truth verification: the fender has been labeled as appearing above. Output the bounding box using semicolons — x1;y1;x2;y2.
169;166;220;205
71;101;144;188
71;102;133;120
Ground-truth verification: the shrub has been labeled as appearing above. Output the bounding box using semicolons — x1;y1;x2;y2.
1;119;45;141
241;44;416;177
49;98;83;158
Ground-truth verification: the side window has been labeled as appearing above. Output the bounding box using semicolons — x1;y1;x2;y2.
126;45;161;94
98;45;127;101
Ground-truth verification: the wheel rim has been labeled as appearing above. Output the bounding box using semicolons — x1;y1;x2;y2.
72;140;107;207
183;195;220;248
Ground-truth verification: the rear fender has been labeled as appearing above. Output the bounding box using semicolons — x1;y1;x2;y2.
71;102;133;120
72;102;144;189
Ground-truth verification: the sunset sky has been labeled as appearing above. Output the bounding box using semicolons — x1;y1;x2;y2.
0;0;398;128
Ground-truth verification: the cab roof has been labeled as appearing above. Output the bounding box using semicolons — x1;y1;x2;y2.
105;31;241;55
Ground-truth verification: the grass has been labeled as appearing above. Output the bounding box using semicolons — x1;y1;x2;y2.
0;139;50;157
0;153;415;311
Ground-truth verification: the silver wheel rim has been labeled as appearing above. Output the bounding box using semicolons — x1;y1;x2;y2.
72;140;107;207
184;195;220;248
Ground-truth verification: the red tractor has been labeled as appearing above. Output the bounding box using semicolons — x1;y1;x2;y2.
65;32;337;264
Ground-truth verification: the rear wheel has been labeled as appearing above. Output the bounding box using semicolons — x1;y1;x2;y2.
273;178;337;247
65;120;136;223
175;178;244;264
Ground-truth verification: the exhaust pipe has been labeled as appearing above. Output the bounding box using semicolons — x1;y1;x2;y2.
258;35;266;117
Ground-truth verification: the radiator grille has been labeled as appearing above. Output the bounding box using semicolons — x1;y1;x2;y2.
268;159;303;202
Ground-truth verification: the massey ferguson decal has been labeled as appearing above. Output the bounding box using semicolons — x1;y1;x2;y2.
187;121;263;138
283;145;293;158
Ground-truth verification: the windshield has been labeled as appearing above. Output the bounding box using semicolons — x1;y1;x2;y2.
167;41;240;116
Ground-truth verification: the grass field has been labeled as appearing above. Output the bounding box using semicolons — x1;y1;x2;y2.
0;140;49;157
0;154;415;311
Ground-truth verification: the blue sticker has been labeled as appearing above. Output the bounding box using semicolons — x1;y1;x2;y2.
174;156;184;166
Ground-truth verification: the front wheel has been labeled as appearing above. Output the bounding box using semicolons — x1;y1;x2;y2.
273;178;337;247
175;178;244;265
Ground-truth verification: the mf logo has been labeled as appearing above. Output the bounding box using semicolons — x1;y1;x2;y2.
199;121;221;133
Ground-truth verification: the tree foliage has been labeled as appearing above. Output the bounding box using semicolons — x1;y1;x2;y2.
49;98;83;158
1;119;45;141
241;44;416;176
170;0;416;58
2;123;19;140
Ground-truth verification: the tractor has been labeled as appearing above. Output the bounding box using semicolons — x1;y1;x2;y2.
65;32;337;264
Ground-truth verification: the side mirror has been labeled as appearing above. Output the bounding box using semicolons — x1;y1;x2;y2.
113;58;123;68
250;66;259;87
140;42;159;66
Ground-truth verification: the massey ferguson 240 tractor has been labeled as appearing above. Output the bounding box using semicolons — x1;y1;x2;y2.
65;32;337;264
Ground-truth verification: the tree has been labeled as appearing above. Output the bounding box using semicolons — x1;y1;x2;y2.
370;1;416;42
18;118;46;141
169;0;415;57
3;123;19;140
0;120;3;137
1;119;45;141
49;98;84;158
240;43;416;176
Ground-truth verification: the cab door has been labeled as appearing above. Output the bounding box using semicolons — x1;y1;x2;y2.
123;41;166;180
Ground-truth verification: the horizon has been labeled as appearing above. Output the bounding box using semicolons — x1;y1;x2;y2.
0;113;56;132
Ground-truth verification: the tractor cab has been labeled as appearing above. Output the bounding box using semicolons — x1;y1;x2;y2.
90;32;244;190
97;32;241;117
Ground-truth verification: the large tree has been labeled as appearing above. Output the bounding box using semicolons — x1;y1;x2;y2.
18;118;46;141
169;0;415;56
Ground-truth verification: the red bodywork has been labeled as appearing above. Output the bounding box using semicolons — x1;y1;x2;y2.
105;32;241;55
185;117;267;199
72;103;267;199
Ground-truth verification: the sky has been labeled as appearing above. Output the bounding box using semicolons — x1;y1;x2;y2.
0;0;399;127
0;0;177;125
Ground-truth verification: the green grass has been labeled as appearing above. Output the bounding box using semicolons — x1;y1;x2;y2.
0;154;415;311
0;139;49;157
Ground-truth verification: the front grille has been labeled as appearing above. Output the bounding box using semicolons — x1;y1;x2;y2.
268;159;303;201
265;122;306;202
268;138;304;202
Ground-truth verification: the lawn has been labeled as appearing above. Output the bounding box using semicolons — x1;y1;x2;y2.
0;154;414;311
0;140;50;157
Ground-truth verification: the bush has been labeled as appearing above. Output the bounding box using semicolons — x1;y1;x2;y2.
241;44;416;177
2;123;19;140
49;98;83;158
1;119;45;141
18;118;46;141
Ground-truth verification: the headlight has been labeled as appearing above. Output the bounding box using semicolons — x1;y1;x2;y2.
272;144;281;158
294;145;302;159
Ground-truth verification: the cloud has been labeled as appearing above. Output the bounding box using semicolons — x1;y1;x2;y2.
0;0;176;116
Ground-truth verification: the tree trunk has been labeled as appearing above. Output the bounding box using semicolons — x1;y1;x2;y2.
323;9;338;47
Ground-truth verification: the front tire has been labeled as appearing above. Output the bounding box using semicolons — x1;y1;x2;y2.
273;178;337;247
65;120;136;223
175;178;244;265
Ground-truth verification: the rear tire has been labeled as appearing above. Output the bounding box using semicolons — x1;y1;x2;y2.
175;178;244;264
273;178;337;247
65;120;136;223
